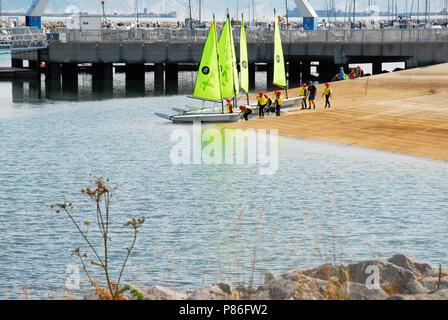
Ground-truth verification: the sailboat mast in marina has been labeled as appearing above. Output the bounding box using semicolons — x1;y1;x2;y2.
192;15;224;111
240;14;250;105
218;14;239;108
273;9;288;98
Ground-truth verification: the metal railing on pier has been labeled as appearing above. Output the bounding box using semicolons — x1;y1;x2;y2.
46;28;448;44
0;27;47;51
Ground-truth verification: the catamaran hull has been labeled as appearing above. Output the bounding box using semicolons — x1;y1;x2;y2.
171;113;241;123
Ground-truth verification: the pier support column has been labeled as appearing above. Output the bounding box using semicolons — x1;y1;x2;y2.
126;63;145;97
154;63;164;95
29;79;42;102
11;59;23;68
165;63;178;94
288;59;301;87
28;60;39;70
46;63;61;81
301;60;311;84
61;63;78;100
266;62;275;91
45;63;62;100
249;63;256;90
372;61;382;75
92;63;113;99
12;81;24;103
318;59;335;83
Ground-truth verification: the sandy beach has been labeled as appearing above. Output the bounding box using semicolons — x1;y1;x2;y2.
225;63;448;162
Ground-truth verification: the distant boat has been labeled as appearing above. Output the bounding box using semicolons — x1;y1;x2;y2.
159;11;177;18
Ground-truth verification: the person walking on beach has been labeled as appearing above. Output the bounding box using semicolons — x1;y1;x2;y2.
307;81;316;109
274;91;283;116
322;83;332;109
300;83;308;109
256;91;267;118
239;105;254;121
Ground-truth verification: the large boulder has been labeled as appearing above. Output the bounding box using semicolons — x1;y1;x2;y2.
298;255;425;294
143;285;187;300
387;254;433;277
414;289;448;300
341;282;389;300
404;280;431;295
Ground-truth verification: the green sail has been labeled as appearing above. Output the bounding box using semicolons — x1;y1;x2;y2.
273;13;287;88
239;16;249;94
218;16;236;98
230;18;239;95
193;19;223;101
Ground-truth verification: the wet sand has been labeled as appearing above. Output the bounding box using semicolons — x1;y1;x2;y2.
225;63;448;161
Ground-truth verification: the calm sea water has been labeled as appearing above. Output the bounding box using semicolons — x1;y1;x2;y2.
0;51;447;299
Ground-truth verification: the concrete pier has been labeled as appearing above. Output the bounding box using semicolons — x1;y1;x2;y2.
8;28;448;97
165;63;178;94
154;63;164;94
249;63;256;89
288;59;301;86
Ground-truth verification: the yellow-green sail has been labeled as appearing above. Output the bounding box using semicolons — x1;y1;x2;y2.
218;15;237;98
193;18;223;101
230;18;239;95
239;15;249;94
273;11;287;88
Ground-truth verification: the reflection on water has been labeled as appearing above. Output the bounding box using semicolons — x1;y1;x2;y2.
7;71;268;104
1;53;447;299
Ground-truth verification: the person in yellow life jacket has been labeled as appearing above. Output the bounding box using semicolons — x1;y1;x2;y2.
239;105;254;121
264;94;274;113
322;83;332;109
256;91;267;118
300;83;308;109
274;91;283;116
226;98;233;113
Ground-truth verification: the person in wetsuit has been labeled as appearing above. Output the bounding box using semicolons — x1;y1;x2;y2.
307;81;317;109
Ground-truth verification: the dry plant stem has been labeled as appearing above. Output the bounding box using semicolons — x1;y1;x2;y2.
117;226;138;290
55;177;145;300
248;208;264;298
62;207;104;267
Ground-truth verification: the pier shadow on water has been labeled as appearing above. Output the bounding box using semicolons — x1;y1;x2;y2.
6;71;269;106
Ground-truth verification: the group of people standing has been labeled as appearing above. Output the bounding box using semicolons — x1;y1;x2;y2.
228;80;334;121
234;91;284;121
300;81;333;110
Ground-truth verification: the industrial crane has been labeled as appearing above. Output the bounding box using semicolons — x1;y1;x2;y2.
25;0;50;29
293;0;319;30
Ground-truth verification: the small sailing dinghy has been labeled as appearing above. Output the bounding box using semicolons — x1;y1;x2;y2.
155;17;240;123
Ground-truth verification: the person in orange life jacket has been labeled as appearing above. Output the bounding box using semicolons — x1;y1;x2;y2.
274;91;283;116
239;105;253;121
322;83;332;109
300;83;308;109
256;91;267;118
226;98;233;113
